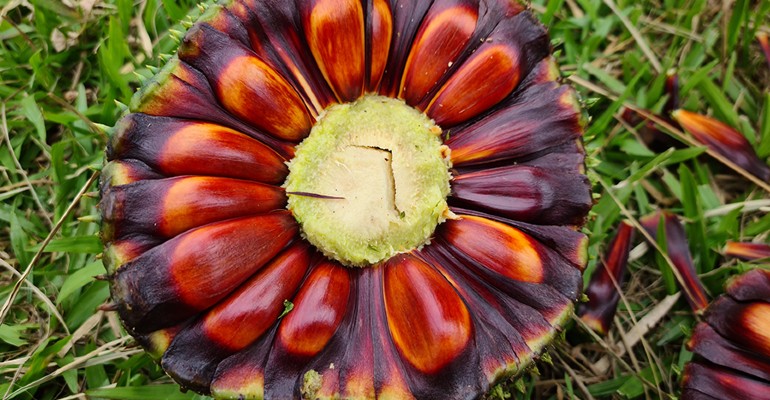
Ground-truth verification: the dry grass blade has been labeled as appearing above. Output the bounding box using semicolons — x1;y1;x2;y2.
0;171;100;325
572;315;664;394
0;258;67;330
601;0;662;73
570;75;770;194
703;199;770;217
56;311;104;358
5;337;135;399
1;103;52;227
592;293;681;372
552;351;597;400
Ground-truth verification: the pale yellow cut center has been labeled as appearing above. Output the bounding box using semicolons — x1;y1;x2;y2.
284;95;451;267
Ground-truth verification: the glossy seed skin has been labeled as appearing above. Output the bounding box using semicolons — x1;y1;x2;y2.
101;176;286;241
446;83;584;166
400;0;478;106
108;114;289;183
111;212;297;333
451;163;591;226
383;254;472;375
178;24;313;142
301;0;366;102
161;243;311;393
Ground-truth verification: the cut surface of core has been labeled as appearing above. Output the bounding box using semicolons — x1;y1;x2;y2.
284;95;451;266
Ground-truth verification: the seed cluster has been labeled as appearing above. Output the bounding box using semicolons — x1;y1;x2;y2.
100;1;591;398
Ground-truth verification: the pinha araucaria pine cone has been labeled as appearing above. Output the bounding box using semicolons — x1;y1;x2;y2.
681;269;770;400
99;0;592;398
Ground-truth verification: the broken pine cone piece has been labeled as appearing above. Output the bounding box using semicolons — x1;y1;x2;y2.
99;0;592;398
681;269;770;400
640;211;709;313
672;109;770;182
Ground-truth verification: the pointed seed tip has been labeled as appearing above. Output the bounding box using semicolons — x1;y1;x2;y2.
98;302;119;312
77;215;101;223
93;123;111;132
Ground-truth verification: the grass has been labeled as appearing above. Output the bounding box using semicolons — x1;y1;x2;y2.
0;0;768;399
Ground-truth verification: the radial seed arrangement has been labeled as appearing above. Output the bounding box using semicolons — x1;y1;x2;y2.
99;0;592;398
681;269;770;400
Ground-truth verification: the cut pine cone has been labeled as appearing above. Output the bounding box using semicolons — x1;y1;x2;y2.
99;1;592;398
682;269;770;400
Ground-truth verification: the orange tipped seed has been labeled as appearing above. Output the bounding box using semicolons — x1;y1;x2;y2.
203;243;311;351
426;43;520;126
302;0;365;101
442;215;543;284
673;109;770;181
400;1;478;105
277;261;351;357
366;0;392;91
383;254;472;374
724;241;770;261
217;55;312;141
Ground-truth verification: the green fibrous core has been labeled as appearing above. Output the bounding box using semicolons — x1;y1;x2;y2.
285;95;452;267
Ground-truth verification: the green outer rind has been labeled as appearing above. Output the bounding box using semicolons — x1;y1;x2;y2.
129;56;183;112
127;1;225;113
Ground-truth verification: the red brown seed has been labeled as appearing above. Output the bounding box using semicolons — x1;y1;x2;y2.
673;109;770;182
203;242;311;351
577;221;635;335
682;362;770;400
301;0;366;102
112;212;297;333
687;322;770;382
441;215;544;284
400;0;478;106
447;83;583;166
277;260;351;357
724;241;770;261
108;114;289;184
366;0;392;91
725;268;770;302
102;176;286;241
179;24;312;142
640;211;709;312
704;297;770;359
450;164;591;226
383;254;472;374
